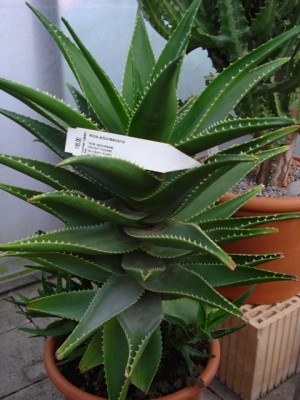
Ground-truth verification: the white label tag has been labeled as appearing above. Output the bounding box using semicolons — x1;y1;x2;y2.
207;146;219;156
65;128;199;173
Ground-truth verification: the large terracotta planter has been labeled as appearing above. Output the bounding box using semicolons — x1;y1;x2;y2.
219;191;300;304
44;336;221;400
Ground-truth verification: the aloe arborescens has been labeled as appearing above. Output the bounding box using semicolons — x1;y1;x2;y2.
0;1;299;399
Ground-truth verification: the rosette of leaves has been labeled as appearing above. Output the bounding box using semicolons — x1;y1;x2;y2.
0;1;299;399
138;0;300;186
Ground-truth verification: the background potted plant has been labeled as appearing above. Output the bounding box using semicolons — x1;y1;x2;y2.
1;1;300;399
138;0;300;303
138;0;300;185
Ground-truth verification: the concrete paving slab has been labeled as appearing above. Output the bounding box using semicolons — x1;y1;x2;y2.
1;378;63;400
210;374;300;400
1;280;41;302
264;373;300;400
202;387;224;400
0;324;47;398
1;379;220;400
0;297;28;334
0;282;41;334
210;378;241;400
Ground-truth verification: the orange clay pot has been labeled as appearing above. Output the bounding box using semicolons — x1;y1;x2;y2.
219;188;300;304
44;336;220;400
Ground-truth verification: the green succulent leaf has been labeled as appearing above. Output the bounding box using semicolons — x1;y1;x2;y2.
6;252;116;283
29;191;146;226
130;328;162;392
28;191;104;226
202;213;300;231
0;183;43;206
152;0;200;77
202;213;300;244
0;109;67;158
0;154;103;198
67;84;103;127
172;25;300;142
182;252;283;269
103;318;129;400
125;221;235;269
183;264;296;287
128;57;181;143
122;10;155;109
194;185;264;222
57;275;144;359
142;244;192;259
122;252;166;282
212;325;246;339
0;78;97;130
58;155;161;200
173;163;253;222
27;289;97;320
204;226;277;244
230;253;283;267
0;224;138;255
176;117;296;154
21;319;77;337
137;154;255;208
79;329;104;372
220;126;300;155
162;298;199;326
62;17;130;132
117;292;163;392
143;265;242;316
206;287;255;330
174;146;290;222
175;58;291;145
118;291;162;353
28;4;129;133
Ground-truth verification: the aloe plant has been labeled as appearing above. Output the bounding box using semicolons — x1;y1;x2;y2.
1;1;300;399
138;0;300;187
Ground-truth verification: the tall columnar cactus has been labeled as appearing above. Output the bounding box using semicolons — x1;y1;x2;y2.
138;0;300;187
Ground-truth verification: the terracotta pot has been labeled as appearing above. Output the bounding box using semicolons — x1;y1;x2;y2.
44;336;220;400
219;186;300;304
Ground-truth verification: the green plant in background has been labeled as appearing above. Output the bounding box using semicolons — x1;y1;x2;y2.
138;0;300;187
0;1;300;398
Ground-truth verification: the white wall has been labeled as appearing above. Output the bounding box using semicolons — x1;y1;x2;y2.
0;0;213;279
0;0;64;277
296;138;300;155
57;0;212;103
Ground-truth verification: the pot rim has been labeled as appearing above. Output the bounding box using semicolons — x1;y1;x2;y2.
220;155;300;213
221;192;300;213
44;336;220;400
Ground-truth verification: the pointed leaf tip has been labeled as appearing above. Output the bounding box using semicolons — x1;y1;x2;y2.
228;261;236;271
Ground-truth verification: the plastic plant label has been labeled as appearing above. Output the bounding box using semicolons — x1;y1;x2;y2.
65;128;200;173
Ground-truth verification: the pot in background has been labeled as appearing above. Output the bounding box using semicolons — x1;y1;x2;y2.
219;192;300;304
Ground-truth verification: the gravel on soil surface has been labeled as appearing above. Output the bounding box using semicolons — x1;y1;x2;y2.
230;159;300;198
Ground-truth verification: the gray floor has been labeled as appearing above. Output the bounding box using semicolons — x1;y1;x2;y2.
1;282;299;400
